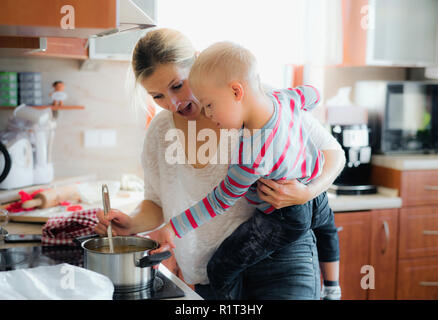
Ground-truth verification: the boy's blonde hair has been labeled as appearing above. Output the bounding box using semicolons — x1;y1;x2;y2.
189;41;262;92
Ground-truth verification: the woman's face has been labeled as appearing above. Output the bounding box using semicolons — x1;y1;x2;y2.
141;63;202;121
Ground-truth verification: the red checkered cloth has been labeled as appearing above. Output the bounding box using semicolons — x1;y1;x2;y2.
42;208;99;246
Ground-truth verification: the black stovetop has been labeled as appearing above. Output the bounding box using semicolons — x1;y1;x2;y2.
0;245;185;300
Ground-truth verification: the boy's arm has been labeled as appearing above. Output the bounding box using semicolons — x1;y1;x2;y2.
288;85;321;112
170;164;261;238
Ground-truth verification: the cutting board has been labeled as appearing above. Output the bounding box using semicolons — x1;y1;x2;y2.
2;191;144;223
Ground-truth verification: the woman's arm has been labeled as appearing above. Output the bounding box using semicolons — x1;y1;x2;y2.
94;199;164;236
257;113;346;208
128;199;165;234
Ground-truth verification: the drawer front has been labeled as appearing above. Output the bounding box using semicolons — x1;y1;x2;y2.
399;207;438;259
397;257;438;300
402;171;438;206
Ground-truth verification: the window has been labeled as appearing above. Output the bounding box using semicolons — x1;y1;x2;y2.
156;0;342;87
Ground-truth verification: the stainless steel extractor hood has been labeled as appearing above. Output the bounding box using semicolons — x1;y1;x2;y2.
93;0;155;38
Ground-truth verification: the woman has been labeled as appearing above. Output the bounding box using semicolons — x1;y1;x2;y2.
94;28;345;300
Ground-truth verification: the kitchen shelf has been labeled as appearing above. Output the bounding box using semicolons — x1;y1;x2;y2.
0;105;85;110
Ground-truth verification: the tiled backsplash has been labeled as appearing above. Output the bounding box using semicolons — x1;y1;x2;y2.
0;57;148;180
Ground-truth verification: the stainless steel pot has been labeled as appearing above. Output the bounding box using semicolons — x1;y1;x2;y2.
75;234;171;293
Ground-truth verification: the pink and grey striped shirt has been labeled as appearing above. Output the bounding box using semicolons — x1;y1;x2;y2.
170;85;324;238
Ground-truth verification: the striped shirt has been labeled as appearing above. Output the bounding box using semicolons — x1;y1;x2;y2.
170;85;324;238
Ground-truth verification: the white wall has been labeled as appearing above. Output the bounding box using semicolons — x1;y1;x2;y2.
305;65;407;122
0;57;148;180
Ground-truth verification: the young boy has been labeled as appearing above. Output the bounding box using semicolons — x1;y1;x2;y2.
161;41;341;300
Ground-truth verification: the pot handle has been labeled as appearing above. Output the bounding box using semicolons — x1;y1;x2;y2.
137;251;172;268
73;233;101;246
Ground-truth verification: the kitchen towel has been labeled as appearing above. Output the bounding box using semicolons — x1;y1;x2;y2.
0;263;114;300
42;208;99;246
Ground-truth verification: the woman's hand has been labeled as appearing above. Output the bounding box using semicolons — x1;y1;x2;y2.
257;178;314;209
94;209;133;236
149;223;177;272
158;222;176;251
148;226;180;274
257;150;346;209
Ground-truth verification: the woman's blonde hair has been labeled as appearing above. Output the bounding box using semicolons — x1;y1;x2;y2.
126;28;196;121
189;41;261;92
132;27;196;82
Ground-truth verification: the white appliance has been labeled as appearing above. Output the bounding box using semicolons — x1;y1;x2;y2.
0;137;34;190
14;105;56;185
0;105;56;189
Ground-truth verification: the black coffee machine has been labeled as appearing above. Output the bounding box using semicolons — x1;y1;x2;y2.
329;124;377;195
326;103;377;195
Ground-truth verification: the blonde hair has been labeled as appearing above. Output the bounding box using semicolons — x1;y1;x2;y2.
131;28;196;82
126;28;196;119
189;41;261;92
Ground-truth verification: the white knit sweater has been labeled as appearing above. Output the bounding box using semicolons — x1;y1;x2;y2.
141;110;341;285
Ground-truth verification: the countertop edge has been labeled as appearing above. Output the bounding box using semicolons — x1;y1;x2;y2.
328;196;402;212
372;155;438;171
158;264;203;300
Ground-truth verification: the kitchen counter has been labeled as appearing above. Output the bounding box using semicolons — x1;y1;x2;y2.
372;154;438;171
328;187;402;212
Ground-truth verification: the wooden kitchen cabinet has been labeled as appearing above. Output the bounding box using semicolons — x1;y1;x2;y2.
341;0;438;67
335;209;398;300
0;0;155;40
399;206;438;259
368;209;398;300
29;37;88;59
372;167;438;207
0;36;89;59
335;211;371;300
372;164;438;299
0;0;117;38
396;257;438;300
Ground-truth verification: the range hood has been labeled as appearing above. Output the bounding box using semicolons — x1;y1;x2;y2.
93;0;155;37
0;0;156;39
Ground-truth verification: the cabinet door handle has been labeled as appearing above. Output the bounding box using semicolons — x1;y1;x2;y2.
424;185;438;191
422;230;438;235
336;226;343;232
381;220;390;255
419;281;438;287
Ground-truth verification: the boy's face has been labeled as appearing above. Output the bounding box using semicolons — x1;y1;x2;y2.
192;80;244;129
